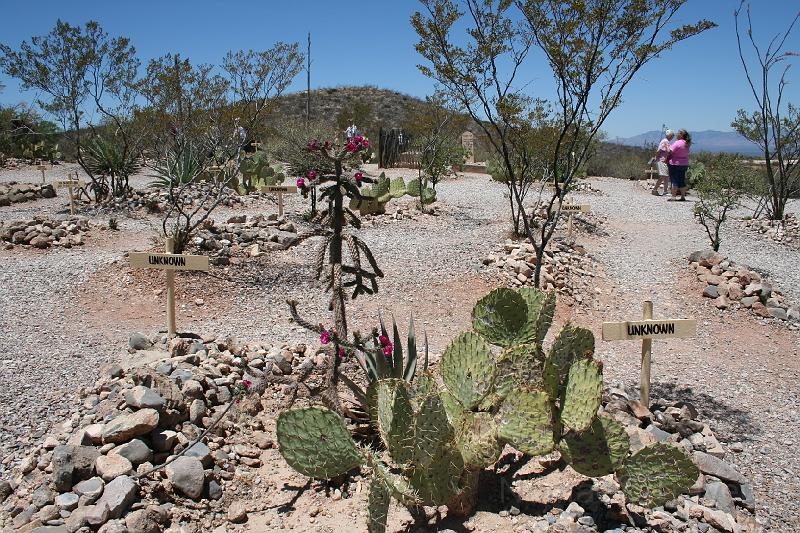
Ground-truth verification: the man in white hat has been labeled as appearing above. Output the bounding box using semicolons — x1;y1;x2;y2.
651;129;673;196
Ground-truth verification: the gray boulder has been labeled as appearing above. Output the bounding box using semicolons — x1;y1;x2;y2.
93;475;138;520
129;333;152;351
165;456;205;499
51;445;100;491
102;409;159;443
124;386;165;410
110;439;153;465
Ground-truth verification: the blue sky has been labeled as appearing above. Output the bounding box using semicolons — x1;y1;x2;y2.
1;0;798;138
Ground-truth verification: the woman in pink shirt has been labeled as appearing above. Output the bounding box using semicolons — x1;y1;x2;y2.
667;129;691;201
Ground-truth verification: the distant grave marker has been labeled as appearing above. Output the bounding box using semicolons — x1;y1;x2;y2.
461;131;475;163
261;185;297;217
562;198;591;239
602;301;697;405
35;159;49;183
54;173;85;214
129;237;209;336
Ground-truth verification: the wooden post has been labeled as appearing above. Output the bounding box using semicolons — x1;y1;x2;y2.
165;237;177;336
277;191;284;217
67;174;77;215
38;164;47;183
261;185;297;218
602;308;696;407
640;301;653;406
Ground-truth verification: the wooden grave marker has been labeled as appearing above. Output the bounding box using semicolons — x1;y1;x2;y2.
643;168;658;181
54;173;85;214
261;185;297;217
601;301;696;405
129;237;209;336
562;198;591;240
35;159;49;183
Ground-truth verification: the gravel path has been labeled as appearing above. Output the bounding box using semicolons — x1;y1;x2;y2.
581;177;800;532
1;166;799;530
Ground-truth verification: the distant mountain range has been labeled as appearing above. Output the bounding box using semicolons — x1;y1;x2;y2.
611;130;762;156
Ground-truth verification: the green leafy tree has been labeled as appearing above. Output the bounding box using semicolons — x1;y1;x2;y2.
693;154;756;252
412;0;714;286
1;20;140;201
732;2;800;220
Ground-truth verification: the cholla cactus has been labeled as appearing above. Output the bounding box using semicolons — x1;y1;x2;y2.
277;288;700;532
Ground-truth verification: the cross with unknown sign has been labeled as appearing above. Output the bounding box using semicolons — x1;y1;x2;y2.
129;238;209;336
601;301;696;405
55;174;85;214
35;160;49;183
562;198;591;240
261;185;297;217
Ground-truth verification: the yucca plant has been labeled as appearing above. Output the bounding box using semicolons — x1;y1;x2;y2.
83;136;141;198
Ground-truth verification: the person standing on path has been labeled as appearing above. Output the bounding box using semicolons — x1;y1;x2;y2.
651;129;674;196
667;129;691;201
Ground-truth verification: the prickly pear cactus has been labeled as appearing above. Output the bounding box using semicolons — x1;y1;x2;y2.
518;287;556;346
544;325;595;398
374;379;415;464
559;416;630;477
617;443;700;507
367;479;390;533
441;332;496;409
412;390;453;467
471;288;530;347
389;177;407;198
276;407;363;478
408;444;464;505
493;343;547;403
454;411;503;468
497;388;555;456
421;186;437;205
559;358;603;432
406;178;421;197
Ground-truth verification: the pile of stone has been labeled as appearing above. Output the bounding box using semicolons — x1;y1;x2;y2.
0;216;89;249
0;332;314;532
688;250;799;326
586;385;761;533
482;239;597;303
193;214;299;265
0;182;56;206
82;186;244;216
739;214;799;251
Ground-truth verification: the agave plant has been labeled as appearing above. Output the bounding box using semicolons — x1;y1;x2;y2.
148;144;204;189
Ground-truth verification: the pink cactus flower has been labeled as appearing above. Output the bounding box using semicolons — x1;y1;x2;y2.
383;344;393;357
320;330;330;345
337;347;346;360
296;178;305;188
307;170;317;179
242;379;252;389
378;334;390;346
360;139;370;149
346;142;358;153
354;172;363;184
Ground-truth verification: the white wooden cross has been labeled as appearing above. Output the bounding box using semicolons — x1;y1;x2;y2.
602;301;696;405
129;237;209;336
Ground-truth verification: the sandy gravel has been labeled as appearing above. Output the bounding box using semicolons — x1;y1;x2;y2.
1;165;799;530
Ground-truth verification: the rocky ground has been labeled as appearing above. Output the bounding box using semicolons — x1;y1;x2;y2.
0;163;799;532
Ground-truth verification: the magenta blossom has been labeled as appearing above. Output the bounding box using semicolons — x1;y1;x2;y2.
296;178;305;188
242;378;252;389
360;139;370;149
354;172;363;185
307;170;317;179
378;334;390;346
382;344;394;357
345;142;358;153
320;329;331;345
337;347;346;360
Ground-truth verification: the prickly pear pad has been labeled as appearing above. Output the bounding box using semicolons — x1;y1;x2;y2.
544;325;595;398
375;379;415;464
472;288;529;347
560;416;630;477
560;358;603;432
518;287;556;345
412;392;454;468
277;406;363;479
494;343;547;402
408;444;464;505
455;411;503;468
618;443;700;507
367;479;390;533
498;388;555;456
441;331;496;409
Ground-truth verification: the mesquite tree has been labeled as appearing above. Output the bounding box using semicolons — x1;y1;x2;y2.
0;20;140;202
732;1;800;220
412;0;714;286
140;46;303;253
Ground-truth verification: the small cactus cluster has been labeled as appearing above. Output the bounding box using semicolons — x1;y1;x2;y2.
350;172;436;215
277;288;700;532
239;152;285;192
